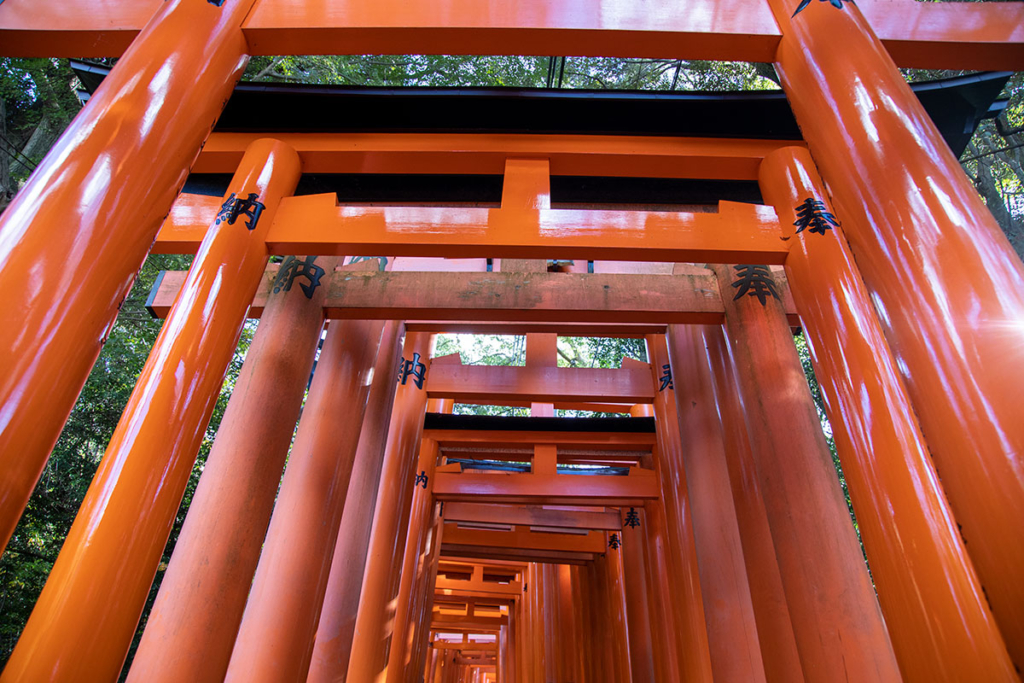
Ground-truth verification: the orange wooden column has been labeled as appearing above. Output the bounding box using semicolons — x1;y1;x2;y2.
346;332;436;682
760;146;1016;681
703;328;804;683
223;316;385;682
555;564;584;683
626;403;683;683
710;263;901;682
307;319;404;683
539;562;560;683
387;403;453;681
618;507;657;683
642;338;714;682
126;255;334;683
663;325;767;682
0;139;299;683
767;0;1024;666
598;551;633;683
0;0;259;556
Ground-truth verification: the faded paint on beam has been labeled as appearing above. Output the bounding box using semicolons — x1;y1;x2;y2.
147;269;726;324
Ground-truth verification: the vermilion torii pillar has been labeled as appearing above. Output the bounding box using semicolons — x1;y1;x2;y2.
223;316;385;683
760;146;1016;681
127;255;336;683
0;138;300;683
346;332;436;682
767;0;1024;665
663;325;767;683
307;319;404;683
703;327;804;683
710;262;901;683
618;506;657;683
642;338;714;683
0;0;259;557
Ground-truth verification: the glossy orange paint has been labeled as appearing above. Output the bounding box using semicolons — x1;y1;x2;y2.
762;146;1016;681
702;328;804;683
768;0;1024;668
346;333;436;683
616;507;656;683
191;132;800;180
389;429;448;682
432;468;658;507
663;327;767;683
307;320;404;683
223;316;384;683
6;0;1023;70
262;194;787;264
0;0;257;559
0;139;298;682
643;337;714;683
126;257;333;683
711;263;901;683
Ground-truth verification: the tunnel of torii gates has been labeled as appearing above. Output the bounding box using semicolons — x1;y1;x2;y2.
2;2;1024;683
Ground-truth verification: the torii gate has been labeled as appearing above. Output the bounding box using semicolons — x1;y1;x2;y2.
0;0;1023;681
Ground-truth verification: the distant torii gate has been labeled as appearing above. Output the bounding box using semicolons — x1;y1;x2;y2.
0;0;1023;681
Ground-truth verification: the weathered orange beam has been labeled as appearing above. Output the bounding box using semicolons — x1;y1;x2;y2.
441;545;595;565
427;364;654;403
146;268;726;324
433;469;658;506
6;0;1022;70
442;503;622;531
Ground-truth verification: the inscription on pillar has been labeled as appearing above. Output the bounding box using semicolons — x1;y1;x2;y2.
272;256;326;299
658;364;674;392
207;0;226;6
215;192;265;231
415;470;429;489
608;533;622;549
792;0;853;17
623;507;640;529
731;264;780;306
399;352;427;389
793;198;840;235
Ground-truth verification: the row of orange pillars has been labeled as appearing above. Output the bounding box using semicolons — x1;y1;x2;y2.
2;143;1023;683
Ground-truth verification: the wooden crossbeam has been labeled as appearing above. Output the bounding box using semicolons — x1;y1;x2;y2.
431;613;508;631
432;641;498;653
442;523;607;555
425;429;655;450
146;266;802;330
443;502;622;532
192;133;796;179
153;194;788;264
426;364;653;403
4;0;1022;70
433;468;658;506
146;268;727;324
440;544;596;566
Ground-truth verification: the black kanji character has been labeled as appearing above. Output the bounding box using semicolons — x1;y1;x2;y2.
215;192;265;231
659;364;673;392
415;470;429;489
731;264;780;306
272;256;326;299
793;198;840;236
399;352;427;389
608;533;622;549
624;507;640;529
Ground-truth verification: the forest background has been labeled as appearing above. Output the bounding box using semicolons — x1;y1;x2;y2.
0;43;1022;679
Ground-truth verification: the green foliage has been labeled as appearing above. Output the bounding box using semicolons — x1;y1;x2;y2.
0;252;254;673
